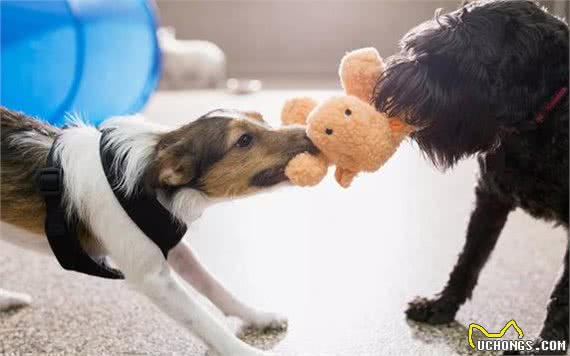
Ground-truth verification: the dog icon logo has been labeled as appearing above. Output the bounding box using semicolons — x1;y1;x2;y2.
468;320;524;349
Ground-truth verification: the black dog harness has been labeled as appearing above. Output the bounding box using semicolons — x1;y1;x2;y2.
39;139;124;279
99;129;187;258
39;129;187;279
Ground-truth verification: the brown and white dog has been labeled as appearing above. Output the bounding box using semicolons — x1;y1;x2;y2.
0;106;317;356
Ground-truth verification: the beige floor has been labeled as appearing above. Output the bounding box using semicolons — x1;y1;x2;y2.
1;90;567;356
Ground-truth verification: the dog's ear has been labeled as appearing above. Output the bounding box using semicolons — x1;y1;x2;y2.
149;117;229;189
151;127;204;188
339;47;385;103
374;55;502;168
242;111;266;123
154;138;198;187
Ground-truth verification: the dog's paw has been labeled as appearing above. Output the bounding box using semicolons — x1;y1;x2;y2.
0;290;32;311
237;312;288;337
405;296;457;324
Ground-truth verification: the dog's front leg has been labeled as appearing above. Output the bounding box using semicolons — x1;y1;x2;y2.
168;240;287;334
126;258;271;356
0;288;31;311
406;182;514;324
536;247;568;354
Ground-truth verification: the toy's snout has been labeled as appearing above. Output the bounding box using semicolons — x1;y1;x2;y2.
323;108;354;136
306;96;406;173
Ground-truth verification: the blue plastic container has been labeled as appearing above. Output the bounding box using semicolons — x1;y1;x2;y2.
1;0;161;126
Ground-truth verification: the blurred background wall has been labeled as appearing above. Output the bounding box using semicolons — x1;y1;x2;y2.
156;0;568;82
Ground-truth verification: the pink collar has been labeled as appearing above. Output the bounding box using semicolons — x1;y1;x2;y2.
534;87;568;123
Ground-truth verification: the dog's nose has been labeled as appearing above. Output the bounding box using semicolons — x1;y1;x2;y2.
286;127;320;154
325;128;333;135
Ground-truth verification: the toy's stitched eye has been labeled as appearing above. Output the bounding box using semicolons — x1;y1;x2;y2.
344;108;352;117
236;133;254;148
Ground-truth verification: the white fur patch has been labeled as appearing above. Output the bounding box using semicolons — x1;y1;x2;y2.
160;188;224;224
99;115;167;197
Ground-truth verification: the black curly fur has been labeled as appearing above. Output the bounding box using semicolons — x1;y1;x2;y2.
374;0;569;352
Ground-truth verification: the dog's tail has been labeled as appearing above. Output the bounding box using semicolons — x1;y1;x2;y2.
1;106;59;171
1;107;60;224
1;106;59;138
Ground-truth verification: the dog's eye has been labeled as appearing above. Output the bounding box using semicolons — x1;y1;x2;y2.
235;133;254;148
344;108;352;117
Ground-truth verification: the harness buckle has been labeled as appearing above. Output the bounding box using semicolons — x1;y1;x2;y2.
38;167;63;197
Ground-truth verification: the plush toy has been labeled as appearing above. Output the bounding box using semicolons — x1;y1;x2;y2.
282;47;414;188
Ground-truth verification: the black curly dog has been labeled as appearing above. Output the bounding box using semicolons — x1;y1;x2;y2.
374;0;568;352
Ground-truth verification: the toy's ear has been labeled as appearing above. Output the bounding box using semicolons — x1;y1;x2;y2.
334;167;357;188
281;97;319;126
339;47;385;103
